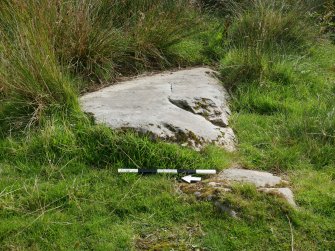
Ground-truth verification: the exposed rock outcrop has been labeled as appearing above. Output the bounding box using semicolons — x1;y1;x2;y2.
80;67;236;151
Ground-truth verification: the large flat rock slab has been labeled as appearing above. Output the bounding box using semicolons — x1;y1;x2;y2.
80;67;236;150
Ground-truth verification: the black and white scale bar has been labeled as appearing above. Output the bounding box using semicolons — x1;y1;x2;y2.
118;169;216;175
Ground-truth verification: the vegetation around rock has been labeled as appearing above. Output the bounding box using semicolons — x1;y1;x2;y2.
0;0;334;250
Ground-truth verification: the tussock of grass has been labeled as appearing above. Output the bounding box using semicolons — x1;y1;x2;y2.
220;0;316;88
227;1;312;51
53;0;200;82
0;0;201;128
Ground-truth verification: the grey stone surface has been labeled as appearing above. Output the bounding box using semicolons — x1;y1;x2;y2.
259;187;297;207
214;201;238;218
80;67;236;151
218;168;283;188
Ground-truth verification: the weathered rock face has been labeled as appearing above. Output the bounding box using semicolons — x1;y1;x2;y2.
80;67;236;151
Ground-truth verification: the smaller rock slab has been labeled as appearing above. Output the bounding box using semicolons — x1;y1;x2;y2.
179;167;297;211
218;168;283;188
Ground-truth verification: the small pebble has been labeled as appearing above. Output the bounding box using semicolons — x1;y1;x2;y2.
194;191;201;197
208;182;218;187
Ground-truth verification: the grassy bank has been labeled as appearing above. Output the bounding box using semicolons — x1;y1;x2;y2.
1;0;335;250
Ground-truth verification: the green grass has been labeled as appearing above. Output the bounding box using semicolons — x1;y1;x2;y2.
0;117;233;173
230;43;335;170
1;0;335;250
1;163;334;249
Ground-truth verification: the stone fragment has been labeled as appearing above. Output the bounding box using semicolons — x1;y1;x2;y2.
259;187;297;207
214;201;238;218
194;191;202;197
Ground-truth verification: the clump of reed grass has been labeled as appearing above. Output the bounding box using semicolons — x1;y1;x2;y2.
0;0;200;131
220;0;316;88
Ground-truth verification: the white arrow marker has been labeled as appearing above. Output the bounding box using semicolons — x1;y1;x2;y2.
182;175;201;183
